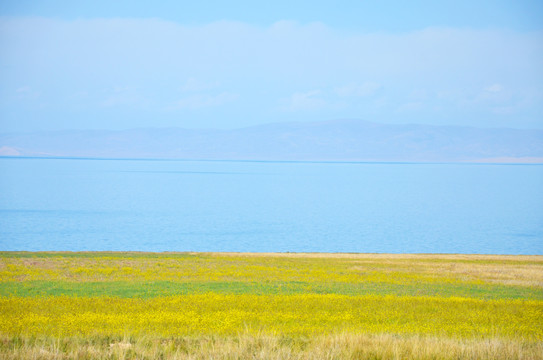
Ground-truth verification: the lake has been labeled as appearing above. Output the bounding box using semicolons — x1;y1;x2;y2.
0;158;542;254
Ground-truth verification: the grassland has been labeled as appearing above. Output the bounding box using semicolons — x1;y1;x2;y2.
0;252;542;359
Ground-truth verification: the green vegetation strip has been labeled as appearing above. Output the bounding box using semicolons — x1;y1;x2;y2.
1;280;541;300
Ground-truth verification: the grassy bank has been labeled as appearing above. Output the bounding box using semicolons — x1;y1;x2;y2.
1;252;542;359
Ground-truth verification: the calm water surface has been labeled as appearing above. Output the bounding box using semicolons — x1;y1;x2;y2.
0;158;542;254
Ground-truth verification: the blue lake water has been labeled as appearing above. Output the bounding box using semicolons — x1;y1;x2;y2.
0;158;542;254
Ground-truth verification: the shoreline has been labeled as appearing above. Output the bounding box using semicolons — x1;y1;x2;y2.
2;250;543;260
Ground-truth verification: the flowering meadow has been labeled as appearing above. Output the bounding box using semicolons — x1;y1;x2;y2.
0;252;542;359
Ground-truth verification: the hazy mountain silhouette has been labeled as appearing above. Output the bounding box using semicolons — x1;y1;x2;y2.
1;119;542;162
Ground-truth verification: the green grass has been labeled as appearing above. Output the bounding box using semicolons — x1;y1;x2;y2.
1;280;541;299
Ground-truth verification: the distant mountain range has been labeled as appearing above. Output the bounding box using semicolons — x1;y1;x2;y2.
1;119;543;163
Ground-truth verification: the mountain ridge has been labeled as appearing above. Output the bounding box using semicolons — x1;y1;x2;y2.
1;119;542;163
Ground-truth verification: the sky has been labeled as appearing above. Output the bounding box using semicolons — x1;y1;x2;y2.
0;0;542;132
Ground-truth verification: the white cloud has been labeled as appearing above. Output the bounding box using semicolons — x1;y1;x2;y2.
69;90;89;99
373;97;388;108
492;106;515;115
180;78;220;92
485;84;504;93
15;86;31;93
13;86;40;100
478;84;511;103
282;90;327;111
112;86;136;93
101;86;149;108
334;82;381;97
398;102;424;112
171;92;239;109
409;89;429;101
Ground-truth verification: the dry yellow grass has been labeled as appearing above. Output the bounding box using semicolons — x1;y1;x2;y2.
346;258;543;287
1;333;542;360
211;252;543;261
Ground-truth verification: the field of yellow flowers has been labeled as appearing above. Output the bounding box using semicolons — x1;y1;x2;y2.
1;252;542;359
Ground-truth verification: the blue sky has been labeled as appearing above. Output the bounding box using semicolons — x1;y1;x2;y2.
0;0;542;131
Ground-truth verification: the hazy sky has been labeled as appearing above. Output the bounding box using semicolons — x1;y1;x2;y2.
1;0;542;132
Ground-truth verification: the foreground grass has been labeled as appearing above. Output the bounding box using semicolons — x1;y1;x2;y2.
1;252;542;359
2;334;543;360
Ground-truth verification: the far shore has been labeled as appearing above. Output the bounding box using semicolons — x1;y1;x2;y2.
2;154;543;164
2;250;542;261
